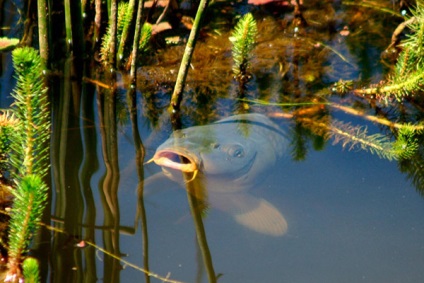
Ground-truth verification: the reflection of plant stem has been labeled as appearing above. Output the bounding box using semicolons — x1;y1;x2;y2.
185;179;217;283
127;87;150;283
330;103;424;130
39;222;186;283
242;98;424;131
97;80;121;282
170;0;210;111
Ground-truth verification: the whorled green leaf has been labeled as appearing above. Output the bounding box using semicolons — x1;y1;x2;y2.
22;257;40;283
10;47;50;178
230;13;258;78
330;120;397;160
139;23;153;53
8;174;48;262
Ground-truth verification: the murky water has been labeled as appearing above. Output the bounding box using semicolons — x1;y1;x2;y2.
1;0;424;282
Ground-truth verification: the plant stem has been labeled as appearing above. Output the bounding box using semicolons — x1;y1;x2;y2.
170;0;210;111
64;0;73;53
118;0;137;66
109;0;118;67
37;0;49;68
130;0;145;82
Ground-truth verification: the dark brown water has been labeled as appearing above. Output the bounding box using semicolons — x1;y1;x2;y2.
1;0;424;282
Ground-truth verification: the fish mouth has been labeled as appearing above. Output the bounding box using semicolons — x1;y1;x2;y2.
153;148;199;173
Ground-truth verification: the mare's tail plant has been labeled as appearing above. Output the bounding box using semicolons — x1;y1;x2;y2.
230;13;258;81
22;257;41;283
5;47;50;282
101;2;150;67
355;2;424;100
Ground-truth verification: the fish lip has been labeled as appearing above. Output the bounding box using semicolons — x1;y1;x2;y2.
153;148;200;173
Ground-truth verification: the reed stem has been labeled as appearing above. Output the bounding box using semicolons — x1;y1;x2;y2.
130;0;145;82
37;0;49;68
170;0;210;111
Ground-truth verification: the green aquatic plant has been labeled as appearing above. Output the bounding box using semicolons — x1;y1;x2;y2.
329;120;397;160
22;257;40;283
170;0;211;111
117;0;137;64
0;111;18;176
7;175;48;280
355;3;424;100
4;47;50;281
101;1;131;65
10;47;50;178
230;13;258;80
101;2;151;67
139;23;153;54
392;125;420;159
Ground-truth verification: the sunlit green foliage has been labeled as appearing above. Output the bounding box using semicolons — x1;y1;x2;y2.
330;120;420;161
101;2;131;64
10;47;50;178
230;13;258;79
6;47;50;280
0;111;18;175
101;2;151;66
357;3;424;100
330;120;397;160
139;23;153;53
22;257;40;283
8;175;48;270
392;125;420;159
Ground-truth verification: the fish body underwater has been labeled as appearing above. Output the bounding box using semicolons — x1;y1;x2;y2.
152;113;289;236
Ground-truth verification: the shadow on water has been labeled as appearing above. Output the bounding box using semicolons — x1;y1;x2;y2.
2;0;424;282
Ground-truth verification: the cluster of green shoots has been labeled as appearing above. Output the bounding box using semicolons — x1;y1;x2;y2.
352;3;424;100
100;2;152;67
230;13;258;81
0;46;50;283
328;120;419;161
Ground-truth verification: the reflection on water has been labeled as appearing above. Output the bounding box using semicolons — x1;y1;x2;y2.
1;0;424;282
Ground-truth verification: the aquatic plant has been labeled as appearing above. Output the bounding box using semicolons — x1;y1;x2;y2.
9;47;50;178
101;2;152;68
37;0;49;67
355;3;424;100
0;111;18;176
101;2;127;65
4;47;50;281
22;257;40;283
7;175;48;281
139;23;153;54
117;0;137;65
170;0;211;111
230;13;258;81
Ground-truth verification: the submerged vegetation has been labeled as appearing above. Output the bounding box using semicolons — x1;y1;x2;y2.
1;0;424;281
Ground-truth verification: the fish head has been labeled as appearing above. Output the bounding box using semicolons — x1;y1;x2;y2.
153;124;259;188
153;114;287;192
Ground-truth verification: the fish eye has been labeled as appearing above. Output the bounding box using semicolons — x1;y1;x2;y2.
228;145;244;158
211;143;220;149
